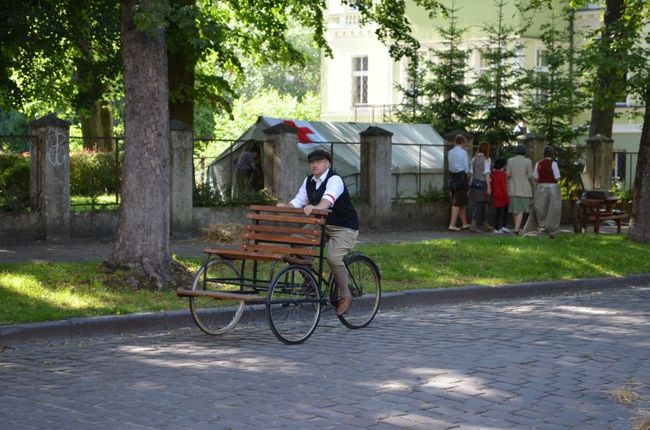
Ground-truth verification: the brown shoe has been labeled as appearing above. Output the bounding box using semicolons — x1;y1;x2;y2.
336;297;352;316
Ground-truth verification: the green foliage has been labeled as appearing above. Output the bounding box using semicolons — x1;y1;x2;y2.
69;151;120;203
519;7;589;195
473;0;523;146
415;183;446;203
0;154;30;212
416;0;475;134
0;1;122;120
196;89;320;156
193;183;223;207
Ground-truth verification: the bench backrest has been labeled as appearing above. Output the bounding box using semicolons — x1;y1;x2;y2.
242;205;328;257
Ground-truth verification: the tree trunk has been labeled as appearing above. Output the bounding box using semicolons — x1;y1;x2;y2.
80;101;115;152
588;0;624;137
168;0;196;126
108;0;174;288
628;86;650;243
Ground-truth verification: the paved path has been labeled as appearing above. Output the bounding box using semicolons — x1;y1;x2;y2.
2;285;648;429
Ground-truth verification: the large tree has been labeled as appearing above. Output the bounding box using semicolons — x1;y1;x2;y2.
112;0;444;287
574;0;648;241
107;0;174;286
626;5;650;242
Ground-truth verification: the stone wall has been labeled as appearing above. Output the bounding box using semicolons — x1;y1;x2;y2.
1;203;456;244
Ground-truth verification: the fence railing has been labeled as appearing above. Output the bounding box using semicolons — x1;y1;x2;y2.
1;133;640;212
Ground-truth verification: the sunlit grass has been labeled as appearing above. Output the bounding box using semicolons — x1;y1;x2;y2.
1;234;649;325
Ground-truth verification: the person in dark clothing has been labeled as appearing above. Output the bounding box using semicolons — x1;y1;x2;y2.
276;149;358;316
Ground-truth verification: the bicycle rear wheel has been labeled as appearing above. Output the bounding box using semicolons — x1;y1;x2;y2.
267;266;321;344
189;259;245;335
334;254;381;329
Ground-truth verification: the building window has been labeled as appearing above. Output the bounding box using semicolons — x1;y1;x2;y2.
536;49;549;70
352;56;368;106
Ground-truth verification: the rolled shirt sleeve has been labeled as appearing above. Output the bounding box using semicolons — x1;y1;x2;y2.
289;178;309;208
288;172;344;208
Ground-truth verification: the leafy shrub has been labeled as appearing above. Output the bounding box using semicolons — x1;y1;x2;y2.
69;151;120;202
0;154;30;211
193;183;223;207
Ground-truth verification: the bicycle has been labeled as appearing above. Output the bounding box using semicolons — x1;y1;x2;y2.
178;205;381;344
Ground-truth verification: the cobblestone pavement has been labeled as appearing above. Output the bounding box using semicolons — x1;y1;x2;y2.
1;286;648;430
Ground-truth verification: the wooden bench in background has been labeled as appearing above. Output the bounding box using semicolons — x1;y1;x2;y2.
573;197;629;234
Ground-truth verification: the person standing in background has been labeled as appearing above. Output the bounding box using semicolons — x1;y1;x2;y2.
506;145;534;235
523;145;562;238
469;141;492;232
447;135;471;231
490;158;510;233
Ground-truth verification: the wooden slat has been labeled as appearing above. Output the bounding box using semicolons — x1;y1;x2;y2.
243;243;318;256
202;248;283;261
248;204;328;217
176;288;266;302
242;224;321;236
247;213;326;225
241;232;320;246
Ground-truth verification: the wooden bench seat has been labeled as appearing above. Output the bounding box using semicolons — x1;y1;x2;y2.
203;205;328;262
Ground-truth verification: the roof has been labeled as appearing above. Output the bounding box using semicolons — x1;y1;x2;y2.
211;116;445;176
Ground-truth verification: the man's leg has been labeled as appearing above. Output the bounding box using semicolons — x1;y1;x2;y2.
325;225;358;315
449;205;460;229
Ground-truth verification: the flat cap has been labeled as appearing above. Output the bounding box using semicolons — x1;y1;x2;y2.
307;149;332;163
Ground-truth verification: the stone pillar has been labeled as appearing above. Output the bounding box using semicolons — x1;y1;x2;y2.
585;134;614;191
262;123;300;203
516;132;546;164
170;120;194;237
29;114;71;240
360;126;392;230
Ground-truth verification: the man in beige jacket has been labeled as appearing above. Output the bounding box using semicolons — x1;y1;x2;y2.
506;145;533;235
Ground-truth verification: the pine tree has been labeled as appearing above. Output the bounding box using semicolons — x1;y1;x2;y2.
420;0;475;135
473;0;522;146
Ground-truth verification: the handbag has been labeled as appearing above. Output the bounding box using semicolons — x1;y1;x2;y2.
470;178;487;189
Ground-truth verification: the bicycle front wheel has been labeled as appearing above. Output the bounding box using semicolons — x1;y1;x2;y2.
267;266;321;344
189;259;245;335
335;254;381;329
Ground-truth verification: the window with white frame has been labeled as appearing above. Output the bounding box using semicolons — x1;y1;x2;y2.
536;48;549;70
351;56;368;106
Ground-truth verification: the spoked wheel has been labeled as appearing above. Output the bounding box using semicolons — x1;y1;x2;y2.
333;254;381;329
189;259;245;335
267;265;321;344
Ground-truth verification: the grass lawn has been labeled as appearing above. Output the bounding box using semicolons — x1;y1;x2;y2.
1;234;649;325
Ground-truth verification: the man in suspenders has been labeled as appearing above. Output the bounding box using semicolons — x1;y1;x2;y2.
277;149;359;316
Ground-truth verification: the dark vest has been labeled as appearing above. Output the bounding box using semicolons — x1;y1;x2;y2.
306;170;359;230
537;158;557;183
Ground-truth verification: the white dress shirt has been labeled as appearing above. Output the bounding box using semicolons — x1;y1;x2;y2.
289;169;344;208
448;145;470;174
